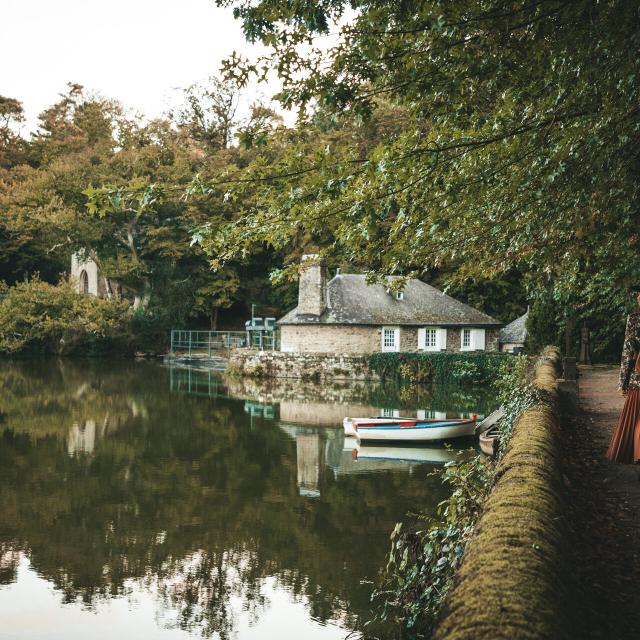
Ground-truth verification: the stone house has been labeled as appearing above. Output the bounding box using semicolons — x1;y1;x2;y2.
71;252;122;299
278;255;502;354
500;311;528;353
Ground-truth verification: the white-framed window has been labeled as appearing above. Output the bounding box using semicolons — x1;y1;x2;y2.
395;291;404;301
417;409;447;420
381;326;400;352
460;328;486;351
381;408;400;418
418;327;447;351
425;328;437;348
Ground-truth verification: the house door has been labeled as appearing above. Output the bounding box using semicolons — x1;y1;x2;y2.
381;326;400;352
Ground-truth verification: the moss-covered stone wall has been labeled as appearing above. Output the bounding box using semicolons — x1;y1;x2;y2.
434;349;571;640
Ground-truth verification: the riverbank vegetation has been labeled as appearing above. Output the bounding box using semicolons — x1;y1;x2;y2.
0;278;130;356
0;83;299;354
373;351;552;636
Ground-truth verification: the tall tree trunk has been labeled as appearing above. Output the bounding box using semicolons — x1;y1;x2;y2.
133;279;151;310
211;306;219;331
102;276;113;300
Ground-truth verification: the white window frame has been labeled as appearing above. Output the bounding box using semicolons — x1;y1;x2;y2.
395;291;404;301
460;328;472;351
419;327;447;351
381;326;400;352
460;327;486;351
417;409;447;420
425;328;438;349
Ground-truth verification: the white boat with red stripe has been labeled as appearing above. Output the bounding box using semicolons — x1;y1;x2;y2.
343;416;477;442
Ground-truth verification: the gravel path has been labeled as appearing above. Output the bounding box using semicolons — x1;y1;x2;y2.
563;366;640;639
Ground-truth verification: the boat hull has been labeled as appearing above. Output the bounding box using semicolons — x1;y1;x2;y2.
343;417;416;437
343;417;476;442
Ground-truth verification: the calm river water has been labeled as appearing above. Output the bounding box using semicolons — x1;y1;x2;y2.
0;360;496;640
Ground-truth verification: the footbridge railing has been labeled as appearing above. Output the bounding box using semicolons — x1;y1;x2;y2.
169;330;277;356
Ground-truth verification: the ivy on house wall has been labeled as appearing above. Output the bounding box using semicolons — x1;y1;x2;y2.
368;352;515;386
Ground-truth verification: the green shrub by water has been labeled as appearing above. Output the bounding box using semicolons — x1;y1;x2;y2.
368;351;514;385
373;353;534;635
0;278;132;356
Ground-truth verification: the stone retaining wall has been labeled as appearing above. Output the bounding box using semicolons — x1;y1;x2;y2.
228;349;378;381
434;348;571;639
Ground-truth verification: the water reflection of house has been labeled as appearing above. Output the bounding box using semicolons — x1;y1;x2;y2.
66;399;147;456
416;410;447;420
0;548;21;585
67;420;98;455
296;433;325;498
280;424;458;498
244;402;275;420
279;401;378;426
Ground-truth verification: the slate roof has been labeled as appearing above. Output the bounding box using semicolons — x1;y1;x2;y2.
499;311;529;344
278;274;502;327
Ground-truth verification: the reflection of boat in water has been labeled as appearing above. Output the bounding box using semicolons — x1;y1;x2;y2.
276;422;469;487
343;416;477;442
348;442;458;465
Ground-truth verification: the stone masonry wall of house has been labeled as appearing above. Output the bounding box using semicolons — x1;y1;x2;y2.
280;324;500;354
486;328;500;351
280;325;381;354
71;254;101;296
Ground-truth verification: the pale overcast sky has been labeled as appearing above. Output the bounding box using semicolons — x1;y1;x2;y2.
1;0;283;134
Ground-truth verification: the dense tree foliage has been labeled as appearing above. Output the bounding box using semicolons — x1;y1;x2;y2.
0;83;299;350
0;278;130;355
4;2;636;357
196;0;637;357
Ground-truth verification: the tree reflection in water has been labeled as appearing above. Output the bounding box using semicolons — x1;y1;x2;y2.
0;360;495;639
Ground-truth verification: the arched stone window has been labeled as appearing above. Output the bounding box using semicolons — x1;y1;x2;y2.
79;270;89;294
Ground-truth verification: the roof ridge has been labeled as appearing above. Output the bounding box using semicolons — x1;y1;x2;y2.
279;274;502;326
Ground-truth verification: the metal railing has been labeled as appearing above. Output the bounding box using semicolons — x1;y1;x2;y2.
170;330;247;356
247;331;278;350
169;329;278;355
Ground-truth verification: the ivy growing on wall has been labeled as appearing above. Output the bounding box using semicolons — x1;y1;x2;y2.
372;353;539;634
368;352;515;385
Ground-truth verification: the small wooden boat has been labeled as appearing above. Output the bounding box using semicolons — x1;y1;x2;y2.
475;407;504;435
343;416;477;442
479;425;500;456
343;417;415;437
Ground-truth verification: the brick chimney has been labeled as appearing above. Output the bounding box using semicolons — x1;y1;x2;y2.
297;254;327;317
